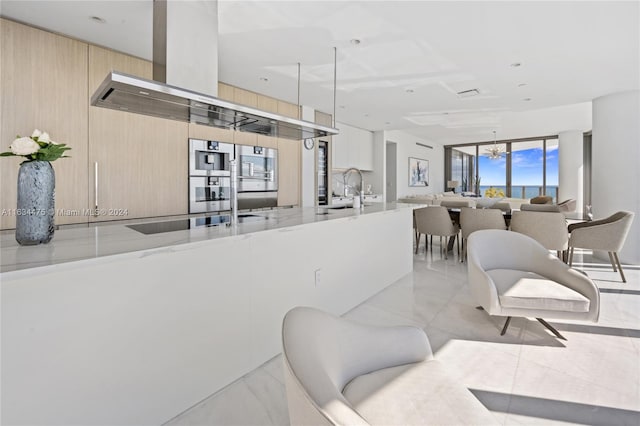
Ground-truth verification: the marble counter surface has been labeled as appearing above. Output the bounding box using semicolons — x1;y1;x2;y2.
1;202;421;273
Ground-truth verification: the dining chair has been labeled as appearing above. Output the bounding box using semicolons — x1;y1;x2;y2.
459;207;507;262
510;210;569;260
489;202;512;212
440;199;475;208
568;211;635;282
414;206;460;259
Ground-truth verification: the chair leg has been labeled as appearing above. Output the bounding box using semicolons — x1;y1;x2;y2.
430;235;433;251
608;252;617;272
568;246;574;267
456;234;460;257
442;236;447;259
536;318;567;340
500;317;512;336
613;252;626;283
415;233;421;254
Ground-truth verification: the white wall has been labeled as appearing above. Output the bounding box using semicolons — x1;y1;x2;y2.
592;90;640;263
558;130;584;213
370;131;385;196
166;0;218;96
384;130;444;199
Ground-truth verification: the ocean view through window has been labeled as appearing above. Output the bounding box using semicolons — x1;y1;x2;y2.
445;136;559;201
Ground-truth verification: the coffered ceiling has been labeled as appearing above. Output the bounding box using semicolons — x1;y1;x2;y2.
1;1;638;144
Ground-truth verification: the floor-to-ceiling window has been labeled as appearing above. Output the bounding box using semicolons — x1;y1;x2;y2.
545;138;559;202
449;147;476;193
478;142;508;197
511;140;544;199
445;135;559;200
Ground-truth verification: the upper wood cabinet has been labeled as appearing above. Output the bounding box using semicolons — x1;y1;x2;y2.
88;46;188;222
233;87;257;107
277;101;300;119
218;83;234;102
0;19;89;228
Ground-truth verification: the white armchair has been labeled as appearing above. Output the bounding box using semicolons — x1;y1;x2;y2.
282;307;498;425
467;230;599;339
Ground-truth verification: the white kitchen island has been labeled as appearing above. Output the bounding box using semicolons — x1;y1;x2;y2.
1;203;417;425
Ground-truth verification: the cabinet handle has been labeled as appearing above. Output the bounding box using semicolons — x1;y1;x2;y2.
94;161;99;216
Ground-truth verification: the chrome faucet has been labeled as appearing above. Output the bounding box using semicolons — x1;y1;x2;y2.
343;167;364;204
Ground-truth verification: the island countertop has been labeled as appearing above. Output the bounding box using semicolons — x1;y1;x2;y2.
0;202;423;274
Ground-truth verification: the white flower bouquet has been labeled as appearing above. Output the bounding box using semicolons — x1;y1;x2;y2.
1;129;71;163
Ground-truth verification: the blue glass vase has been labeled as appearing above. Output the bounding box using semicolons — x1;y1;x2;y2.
15;160;55;245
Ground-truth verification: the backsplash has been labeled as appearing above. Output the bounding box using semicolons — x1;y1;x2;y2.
331;170;376;197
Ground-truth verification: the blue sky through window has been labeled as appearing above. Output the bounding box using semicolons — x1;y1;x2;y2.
479;145;558;186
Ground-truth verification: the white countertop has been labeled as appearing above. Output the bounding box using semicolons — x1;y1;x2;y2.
1;202;421;273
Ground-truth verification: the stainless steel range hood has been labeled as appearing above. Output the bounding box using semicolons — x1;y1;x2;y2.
90;71;337;140
90;0;338;141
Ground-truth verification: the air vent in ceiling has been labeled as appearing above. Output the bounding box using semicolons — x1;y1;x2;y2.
457;89;480;98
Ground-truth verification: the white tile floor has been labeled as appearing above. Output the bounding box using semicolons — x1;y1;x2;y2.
165;244;640;426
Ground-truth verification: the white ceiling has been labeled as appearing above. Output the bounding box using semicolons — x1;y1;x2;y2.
1;1;638;144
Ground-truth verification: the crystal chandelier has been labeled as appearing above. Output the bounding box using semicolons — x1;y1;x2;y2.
484;131;509;159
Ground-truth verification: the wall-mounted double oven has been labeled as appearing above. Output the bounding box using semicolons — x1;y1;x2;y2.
188;139;278;214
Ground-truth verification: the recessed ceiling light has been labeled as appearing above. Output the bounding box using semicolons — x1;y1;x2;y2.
443;112;450;115
510;62;522;68
523;98;532;101
350;39;361;45
90;16;106;24
385;121;391;125
517;83;527;87
259;77;269;82
406;89;414;93
364;113;369;117
339;105;346;109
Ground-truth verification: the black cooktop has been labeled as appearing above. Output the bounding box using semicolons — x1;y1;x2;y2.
127;214;266;235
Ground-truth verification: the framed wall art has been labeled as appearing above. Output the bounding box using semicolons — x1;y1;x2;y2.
409;157;429;187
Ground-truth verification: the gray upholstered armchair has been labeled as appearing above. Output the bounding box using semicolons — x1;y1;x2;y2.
568;211;635;282
282;307;498;425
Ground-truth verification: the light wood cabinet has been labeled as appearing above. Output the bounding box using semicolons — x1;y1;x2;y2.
277;138;301;207
0;19;307;228
0;19;89;228
277;100;300;119
276;101;302;206
218;83;234;101
88;45;188;222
